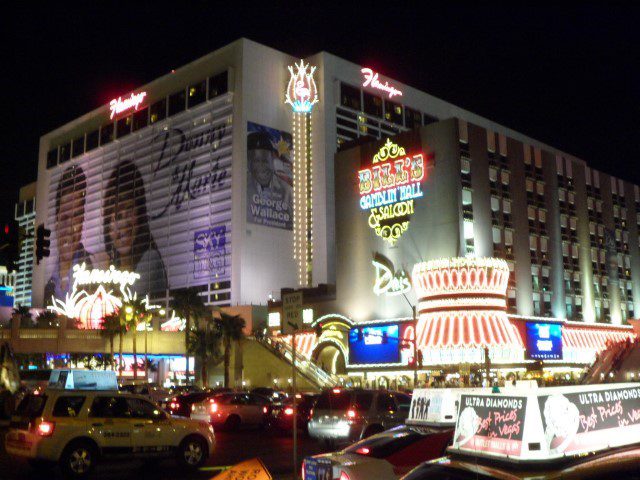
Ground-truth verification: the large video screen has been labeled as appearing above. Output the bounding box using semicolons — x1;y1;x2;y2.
349;324;401;365
525;322;563;360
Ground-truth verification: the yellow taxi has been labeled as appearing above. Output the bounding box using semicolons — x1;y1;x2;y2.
5;370;215;478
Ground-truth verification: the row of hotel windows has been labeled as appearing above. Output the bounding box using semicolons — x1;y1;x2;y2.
46;71;229;169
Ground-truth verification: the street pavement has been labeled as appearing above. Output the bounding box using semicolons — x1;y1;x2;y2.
0;427;326;480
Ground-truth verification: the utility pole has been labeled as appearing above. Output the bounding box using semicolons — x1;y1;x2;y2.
402;292;419;388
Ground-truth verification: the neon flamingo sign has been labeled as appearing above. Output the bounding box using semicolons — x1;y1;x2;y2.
361;68;403;99
109;91;147;119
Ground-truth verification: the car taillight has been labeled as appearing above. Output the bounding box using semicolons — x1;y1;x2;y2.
332;388;341;394
355;447;370;455
339;471;350;480
37;421;55;437
347;409;356;419
262;406;268;414
284;407;294;416
301;463;306;480
211;402;218;413
309;408;313;417
170;402;179;410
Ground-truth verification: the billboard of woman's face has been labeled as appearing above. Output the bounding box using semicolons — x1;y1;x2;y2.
109;198;137;258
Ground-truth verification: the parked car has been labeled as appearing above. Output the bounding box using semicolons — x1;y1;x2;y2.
269;393;318;434
303;424;453;480
5;389;215;478
250;387;288;402
119;383;171;405
167;391;216;417
308;388;411;447
191;392;271;430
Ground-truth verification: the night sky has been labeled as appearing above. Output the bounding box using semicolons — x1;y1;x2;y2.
3;3;639;229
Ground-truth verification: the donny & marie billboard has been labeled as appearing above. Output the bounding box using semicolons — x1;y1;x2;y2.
43;97;233;305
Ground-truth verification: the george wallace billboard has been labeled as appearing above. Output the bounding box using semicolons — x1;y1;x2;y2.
42;98;233;306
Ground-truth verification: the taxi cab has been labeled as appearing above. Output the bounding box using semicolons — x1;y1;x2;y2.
5;370;215;478
402;383;640;480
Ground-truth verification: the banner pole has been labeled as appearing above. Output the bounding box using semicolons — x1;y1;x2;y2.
292;331;298;478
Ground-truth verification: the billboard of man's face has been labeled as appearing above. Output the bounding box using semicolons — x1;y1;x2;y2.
56;185;85;262
249;148;275;188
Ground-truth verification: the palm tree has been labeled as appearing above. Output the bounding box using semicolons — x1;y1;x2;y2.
187;326;222;387
121;296;149;381
35;310;58;328
170;288;208;384
214;311;246;388
100;313;121;371
13;304;32;328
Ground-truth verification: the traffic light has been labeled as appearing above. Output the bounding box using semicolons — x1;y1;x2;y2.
36;224;51;265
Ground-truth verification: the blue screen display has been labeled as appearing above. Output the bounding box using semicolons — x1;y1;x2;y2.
349;324;400;365
525;322;563;360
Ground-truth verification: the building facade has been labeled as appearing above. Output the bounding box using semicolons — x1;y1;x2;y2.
30;39;639;368
14;182;36;307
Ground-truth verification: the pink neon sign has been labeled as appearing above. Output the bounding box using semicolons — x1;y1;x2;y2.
361;68;403;99
109;91;147;119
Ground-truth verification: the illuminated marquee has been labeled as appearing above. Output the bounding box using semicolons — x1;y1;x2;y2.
361;68;403;99
109;91;147;119
48;263;141;329
359;138;425;244
285;60;319;114
372;257;411;296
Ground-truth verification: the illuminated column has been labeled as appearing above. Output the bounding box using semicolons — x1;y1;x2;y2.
286;60;318;287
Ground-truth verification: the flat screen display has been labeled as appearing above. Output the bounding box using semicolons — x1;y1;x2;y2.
525;322;562;360
349;324;400;365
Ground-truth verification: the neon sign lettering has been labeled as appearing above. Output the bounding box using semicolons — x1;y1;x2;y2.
372;258;411;296
361;68;403;99
358;139;426;244
285;60;319;113
109;91;147;119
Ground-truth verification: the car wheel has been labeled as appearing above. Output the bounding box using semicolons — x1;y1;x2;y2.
177;435;208;469
59;440;98;479
224;415;241;431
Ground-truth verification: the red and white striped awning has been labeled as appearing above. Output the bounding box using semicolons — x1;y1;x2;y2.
563;326;635;352
418;313;523;349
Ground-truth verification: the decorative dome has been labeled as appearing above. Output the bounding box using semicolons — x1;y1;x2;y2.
412;257;510;313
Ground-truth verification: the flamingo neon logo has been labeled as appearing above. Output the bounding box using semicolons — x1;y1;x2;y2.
48;263;141;329
285;60;319;113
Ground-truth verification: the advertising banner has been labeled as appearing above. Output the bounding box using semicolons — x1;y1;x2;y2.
453;394;528;457
525;322;563;360
348;323;401;365
246;121;293;230
538;385;640;456
44;98;233;305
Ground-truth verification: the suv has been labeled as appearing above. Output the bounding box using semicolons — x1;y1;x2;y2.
191;392;270;430
308;389;411;447
5;389;215;478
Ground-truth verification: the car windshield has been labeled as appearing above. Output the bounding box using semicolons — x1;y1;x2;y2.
344;426;426;459
16;394;48;418
403;463;495;480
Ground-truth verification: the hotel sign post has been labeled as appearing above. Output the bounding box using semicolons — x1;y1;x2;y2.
282;290;303;477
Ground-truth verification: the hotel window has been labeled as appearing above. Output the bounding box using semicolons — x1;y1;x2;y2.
208;71;228;99
116;115;132;139
423;113;438;126
132;107;149;132
86;129;99;152
462;189;473;220
59;143;71;163
100;122;114;146
384;100;403;125
46;148;58;168
188;80;206;108
501;170;510;185
71;136;84;158
362;91;383;117
168;89;186;116
404;107;421;129
461;157;471;174
464;219;475;256
150;98;167;124
340;83;361;111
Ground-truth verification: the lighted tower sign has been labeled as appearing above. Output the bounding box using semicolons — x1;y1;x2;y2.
286;60;318;287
